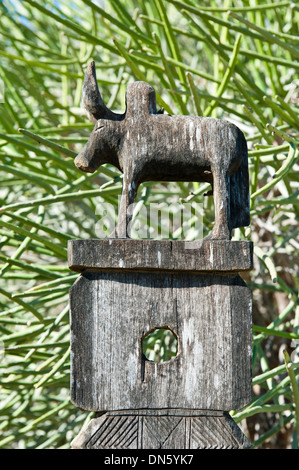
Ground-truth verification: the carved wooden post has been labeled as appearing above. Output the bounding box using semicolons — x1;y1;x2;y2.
69;62;253;449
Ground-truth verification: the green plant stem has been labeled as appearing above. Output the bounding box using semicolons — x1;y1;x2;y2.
204;34;241;116
251;144;298;199
154;0;187;88
283;350;299;436
34;347;70;389
233;404;293;422
22;0;117;54
18;128;76;157
253;325;299;341
0;399;70;448
0;186;122;215
228;10;299;59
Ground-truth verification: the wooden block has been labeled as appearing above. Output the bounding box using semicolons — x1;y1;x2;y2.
68;239;253;273
70;269;252;412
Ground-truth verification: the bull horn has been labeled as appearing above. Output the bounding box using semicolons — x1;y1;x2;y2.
81;61;116;123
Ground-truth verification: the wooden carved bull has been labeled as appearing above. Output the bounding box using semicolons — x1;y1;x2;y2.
75;61;249;239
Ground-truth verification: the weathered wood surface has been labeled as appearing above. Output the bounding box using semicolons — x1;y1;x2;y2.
71;409;251;449
69;241;252;412
68;239;253;273
69;63;253;449
74;61;249;239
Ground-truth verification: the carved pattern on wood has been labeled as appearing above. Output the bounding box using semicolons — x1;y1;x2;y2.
71;411;251;449
86;415;139;449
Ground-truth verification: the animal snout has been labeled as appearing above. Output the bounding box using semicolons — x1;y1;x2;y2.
74;153;95;173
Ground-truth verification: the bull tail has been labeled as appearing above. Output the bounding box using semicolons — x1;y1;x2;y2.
229;136;250;230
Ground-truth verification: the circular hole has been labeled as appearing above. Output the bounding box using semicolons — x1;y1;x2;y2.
142;327;178;363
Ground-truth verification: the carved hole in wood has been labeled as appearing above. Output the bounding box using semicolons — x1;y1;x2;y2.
142;327;178;363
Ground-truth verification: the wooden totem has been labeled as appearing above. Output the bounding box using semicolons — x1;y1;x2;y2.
69;61;253;449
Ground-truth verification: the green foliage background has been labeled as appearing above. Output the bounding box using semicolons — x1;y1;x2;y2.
0;0;298;449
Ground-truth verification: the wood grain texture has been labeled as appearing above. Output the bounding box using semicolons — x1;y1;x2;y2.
68;239;253;273
74;61;250;239
71;409;251;449
69;61;253;449
70;269;252;412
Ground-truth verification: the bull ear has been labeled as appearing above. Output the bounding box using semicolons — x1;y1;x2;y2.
81;61;115;123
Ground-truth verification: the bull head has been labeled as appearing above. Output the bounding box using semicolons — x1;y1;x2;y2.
74;61;124;173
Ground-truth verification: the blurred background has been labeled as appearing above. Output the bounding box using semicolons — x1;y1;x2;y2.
0;0;298;449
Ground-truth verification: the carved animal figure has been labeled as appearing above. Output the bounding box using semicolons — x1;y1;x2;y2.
75;61;249;239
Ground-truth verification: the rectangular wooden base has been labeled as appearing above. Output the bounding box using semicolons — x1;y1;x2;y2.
71;409;251;449
70;270;252;411
68;239;253;273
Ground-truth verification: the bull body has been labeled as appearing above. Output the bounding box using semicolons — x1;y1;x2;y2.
75;61;249;239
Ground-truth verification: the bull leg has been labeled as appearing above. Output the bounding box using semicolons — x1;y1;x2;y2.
109;170;138;239
206;167;231;240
